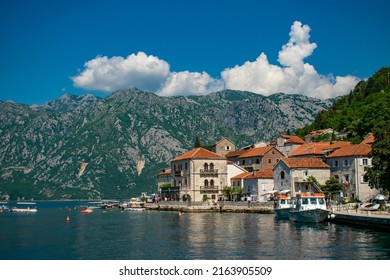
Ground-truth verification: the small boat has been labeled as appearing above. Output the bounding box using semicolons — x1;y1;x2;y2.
123;199;145;211
274;193;293;219
10;202;37;213
80;207;94;213
0;202;10;212
289;192;330;223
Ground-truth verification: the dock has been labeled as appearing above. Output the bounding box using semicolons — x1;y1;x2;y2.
329;208;390;231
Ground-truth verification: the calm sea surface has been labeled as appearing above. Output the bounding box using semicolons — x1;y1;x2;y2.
1;201;389;260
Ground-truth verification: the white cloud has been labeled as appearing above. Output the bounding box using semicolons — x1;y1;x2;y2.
72;52;170;92
157;71;224;96
72;21;359;99
221;21;359;99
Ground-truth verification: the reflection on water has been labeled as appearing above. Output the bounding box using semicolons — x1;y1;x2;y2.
1;202;389;260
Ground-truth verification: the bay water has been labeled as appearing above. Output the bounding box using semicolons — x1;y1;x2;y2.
1;201;389;260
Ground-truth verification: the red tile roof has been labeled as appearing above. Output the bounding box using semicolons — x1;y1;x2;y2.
245;169;274;179
232;172;251;179
157;170;171;176
172;147;226;161
225;150;247;158
280;134;305;144
361;133;375;145
327;144;372;158
281;158;330;169
238;146;274;158
289;141;351;157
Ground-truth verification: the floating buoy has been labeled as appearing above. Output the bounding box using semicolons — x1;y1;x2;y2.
66;216;71;222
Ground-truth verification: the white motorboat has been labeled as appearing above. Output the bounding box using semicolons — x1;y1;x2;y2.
289;192;330;223
123;199;145;211
274;193;293;219
10;202;37;213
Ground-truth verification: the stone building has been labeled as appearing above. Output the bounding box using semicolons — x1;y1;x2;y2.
171;147;228;202
326;143;378;202
273;158;331;197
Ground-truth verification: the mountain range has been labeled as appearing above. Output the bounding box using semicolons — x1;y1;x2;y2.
0;89;332;200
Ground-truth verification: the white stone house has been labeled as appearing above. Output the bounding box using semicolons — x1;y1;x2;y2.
242;169;274;202
326;143;378;202
170;147;228;202
273;158;331;197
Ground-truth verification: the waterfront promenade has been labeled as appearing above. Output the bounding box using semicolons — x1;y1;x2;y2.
146;201;390;230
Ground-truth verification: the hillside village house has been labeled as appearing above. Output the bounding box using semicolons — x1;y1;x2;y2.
269;134;305;157
226;146;284;171
210;137;236;157
304;128;335;143
274;158;331;197
326;143;378;202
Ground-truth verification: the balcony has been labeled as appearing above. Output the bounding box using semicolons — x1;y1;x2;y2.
200;169;218;177
200;185;219;193
174;170;183;177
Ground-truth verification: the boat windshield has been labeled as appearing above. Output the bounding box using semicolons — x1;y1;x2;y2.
310;198;317;204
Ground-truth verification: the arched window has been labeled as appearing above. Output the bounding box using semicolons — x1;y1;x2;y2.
210;179;215;187
281;171;285;180
204;163;209;170
210;163;214;170
204;180;209;187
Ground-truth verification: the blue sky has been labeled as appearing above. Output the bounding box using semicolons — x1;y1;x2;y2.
0;0;389;105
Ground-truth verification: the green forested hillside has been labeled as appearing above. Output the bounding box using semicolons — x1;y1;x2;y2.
296;67;390;191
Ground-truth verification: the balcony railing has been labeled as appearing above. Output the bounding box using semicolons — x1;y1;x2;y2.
200;169;218;177
200;186;219;193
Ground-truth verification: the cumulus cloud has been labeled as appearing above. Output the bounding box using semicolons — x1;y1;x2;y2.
157;71;224;96
72;52;170;93
221;21;359;99
72;21;359;99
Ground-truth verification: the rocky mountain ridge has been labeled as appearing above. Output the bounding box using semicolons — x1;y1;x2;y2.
0;89;332;199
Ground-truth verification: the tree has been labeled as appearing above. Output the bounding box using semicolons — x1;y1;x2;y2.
194;136;201;148
366;123;390;192
321;177;343;195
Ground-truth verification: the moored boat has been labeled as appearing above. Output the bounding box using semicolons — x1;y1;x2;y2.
10;202;37;213
80;207;94;213
123;198;145;211
274;193;292;219
289;192;330;223
0;202;10;212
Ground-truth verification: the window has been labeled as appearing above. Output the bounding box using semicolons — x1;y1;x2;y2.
256;158;260;164
210;163;214;170
302;198;309;205
281;171;285;180
361;175;369;183
204;180;209;187
210;180;215;187
225;146;231;151
334;160;339;167
363;159;368;165
204;163;209;170
344;159;349;166
268;158;272;164
185;162;187;170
